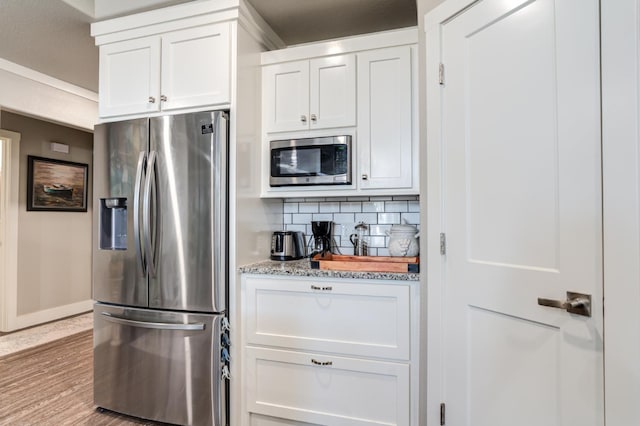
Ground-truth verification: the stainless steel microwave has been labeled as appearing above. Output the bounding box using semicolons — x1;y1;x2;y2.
269;135;352;186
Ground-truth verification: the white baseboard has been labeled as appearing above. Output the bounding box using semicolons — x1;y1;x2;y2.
2;299;94;332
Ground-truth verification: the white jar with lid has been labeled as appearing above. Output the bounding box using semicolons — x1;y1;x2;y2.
386;223;420;257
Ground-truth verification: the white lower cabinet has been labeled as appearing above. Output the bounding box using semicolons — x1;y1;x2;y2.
246;346;409;426
241;274;419;426
244;277;410;359
250;413;321;426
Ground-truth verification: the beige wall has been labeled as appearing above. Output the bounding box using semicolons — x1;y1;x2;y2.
1;111;93;316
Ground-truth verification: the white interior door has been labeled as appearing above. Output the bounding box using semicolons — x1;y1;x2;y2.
431;0;603;424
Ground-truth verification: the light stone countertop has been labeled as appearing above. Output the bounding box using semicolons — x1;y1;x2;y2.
238;258;420;281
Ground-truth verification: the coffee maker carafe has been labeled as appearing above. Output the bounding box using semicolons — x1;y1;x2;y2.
310;221;332;256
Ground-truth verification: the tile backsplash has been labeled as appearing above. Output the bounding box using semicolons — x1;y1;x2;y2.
283;195;420;256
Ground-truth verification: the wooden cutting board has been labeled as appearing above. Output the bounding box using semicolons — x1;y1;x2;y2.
310;253;419;273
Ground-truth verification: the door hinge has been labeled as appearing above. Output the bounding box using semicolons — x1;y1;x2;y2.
440;402;446;425
440;233;446;255
439;63;445;85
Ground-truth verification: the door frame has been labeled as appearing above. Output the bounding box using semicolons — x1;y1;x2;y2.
423;0;639;424
0;129;21;332
601;0;640;422
423;2;467;425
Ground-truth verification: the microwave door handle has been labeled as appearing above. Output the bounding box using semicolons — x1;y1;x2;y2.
133;151;147;276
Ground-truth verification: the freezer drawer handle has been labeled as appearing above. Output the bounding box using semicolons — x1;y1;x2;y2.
100;312;205;330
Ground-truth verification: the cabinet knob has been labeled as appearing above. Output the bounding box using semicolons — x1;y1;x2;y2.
362;174;369;180
310;114;317;122
148;96;156;104
300;115;307;123
160;95;167;102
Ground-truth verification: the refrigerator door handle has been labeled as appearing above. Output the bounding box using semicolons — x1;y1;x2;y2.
143;150;158;278
212;112;229;313
133;151;147;276
99;312;206;331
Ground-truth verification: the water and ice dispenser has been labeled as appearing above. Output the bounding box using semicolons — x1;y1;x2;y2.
99;197;127;250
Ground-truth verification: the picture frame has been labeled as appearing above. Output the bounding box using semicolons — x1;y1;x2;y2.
27;155;88;212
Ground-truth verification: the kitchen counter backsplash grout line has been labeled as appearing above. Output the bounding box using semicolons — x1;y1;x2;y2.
283;195;420;256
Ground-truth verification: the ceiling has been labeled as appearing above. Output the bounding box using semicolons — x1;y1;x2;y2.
0;0;419;93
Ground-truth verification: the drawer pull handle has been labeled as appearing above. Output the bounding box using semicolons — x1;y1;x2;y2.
311;359;333;366
310;285;333;291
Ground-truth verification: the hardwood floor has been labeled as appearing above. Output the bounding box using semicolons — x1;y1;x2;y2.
0;330;165;425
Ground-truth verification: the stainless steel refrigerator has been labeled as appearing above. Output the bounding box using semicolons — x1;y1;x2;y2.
92;110;229;426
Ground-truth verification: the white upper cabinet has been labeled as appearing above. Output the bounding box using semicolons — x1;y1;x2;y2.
357;46;414;190
161;24;230;111
262;60;309;132
97;22;231;118
263;54;356;133
310;55;357;129
99;36;161;117
260;28;419;197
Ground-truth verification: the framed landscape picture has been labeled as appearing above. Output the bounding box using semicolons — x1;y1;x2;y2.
27;156;88;212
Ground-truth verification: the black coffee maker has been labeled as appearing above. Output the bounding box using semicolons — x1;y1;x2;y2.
310;221;332;256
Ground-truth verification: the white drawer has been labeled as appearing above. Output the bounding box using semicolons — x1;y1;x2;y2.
250;413;321;426
246;346;410;426
243;275;411;360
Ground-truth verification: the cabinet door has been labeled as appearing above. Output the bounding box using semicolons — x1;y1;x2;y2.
246;347;410;426
263;61;310;132
99;36;161;118
357;46;414;190
309;54;356;129
161;23;231;111
250;413;320;426
244;276;410;360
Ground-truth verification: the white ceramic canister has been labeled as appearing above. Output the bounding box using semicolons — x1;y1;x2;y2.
386;223;420;257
